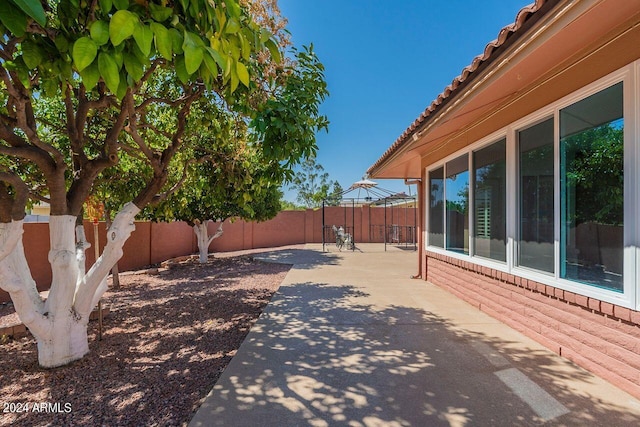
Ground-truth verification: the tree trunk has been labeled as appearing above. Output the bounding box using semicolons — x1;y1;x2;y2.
36;310;90;368
0;202;140;368
105;210;120;289
193;220;224;263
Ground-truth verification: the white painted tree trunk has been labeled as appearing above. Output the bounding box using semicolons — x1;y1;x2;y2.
193;220;224;263
0;202;140;367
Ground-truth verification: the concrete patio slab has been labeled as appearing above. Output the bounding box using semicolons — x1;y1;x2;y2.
190;244;640;426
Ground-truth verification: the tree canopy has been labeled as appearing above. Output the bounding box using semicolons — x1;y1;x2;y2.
0;0;290;221
289;156;339;208
0;0;329;368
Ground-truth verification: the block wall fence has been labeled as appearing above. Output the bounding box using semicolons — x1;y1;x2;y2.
1;206;415;303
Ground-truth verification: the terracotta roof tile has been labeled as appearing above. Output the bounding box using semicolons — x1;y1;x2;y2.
368;0;549;175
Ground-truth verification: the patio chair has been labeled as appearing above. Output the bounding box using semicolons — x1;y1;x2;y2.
333;225;354;251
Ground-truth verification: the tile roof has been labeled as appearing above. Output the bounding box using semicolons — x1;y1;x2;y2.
367;0;551;176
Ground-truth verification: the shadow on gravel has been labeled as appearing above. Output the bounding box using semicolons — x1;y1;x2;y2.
0;257;289;427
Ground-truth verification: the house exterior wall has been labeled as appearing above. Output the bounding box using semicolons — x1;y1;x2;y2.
415;5;640;399
425;252;640;399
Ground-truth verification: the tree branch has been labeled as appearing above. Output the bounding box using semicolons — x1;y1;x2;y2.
123;121;158;167
8;77;65;166
0;220;23;261
64;83;88;167
0;213;48;334
137;123;173;140
0;263;50;340
65;91;132;214
133;85;205;208
134;58;163;92
0;172;29;220
207;222;225;246
75;202;140;317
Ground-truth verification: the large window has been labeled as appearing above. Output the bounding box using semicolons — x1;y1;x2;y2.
429;168;444;247
473;140;506;261
445;155;469;254
518;119;554;273
426;70;633;305
560;83;624;292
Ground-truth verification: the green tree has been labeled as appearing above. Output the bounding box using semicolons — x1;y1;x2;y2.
289;156;336;208
325;181;344;206
279;197;303;211
144;115;284;262
0;0;308;368
563;123;623;225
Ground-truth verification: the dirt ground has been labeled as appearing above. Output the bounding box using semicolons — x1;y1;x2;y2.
0;255;291;426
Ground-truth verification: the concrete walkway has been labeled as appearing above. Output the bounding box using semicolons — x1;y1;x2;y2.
190;244;640;426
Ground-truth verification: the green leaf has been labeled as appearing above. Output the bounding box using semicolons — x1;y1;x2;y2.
239;33;250;60
15;61;30;88
123;52;143;82
149;3;173;22
224;55;232;78
175;56;189;84
202;52;218;76
12;0;46;26
151;23;172;59
98;0;112;13
90;21;110;45
260;28;271;43
109;10;137;46
42;78;58;97
131;42;151;66
60;58;72;80
225;0;240;18
227;38;240;60
206;47;226;73
184;46;203;75
230;68;239;93
72;37;98;72
133;23;153;56
213;7;226;30
113;50;123;68
170;28;183;54
98;52;120;93
265;39;281;64
0;2;27;37
225;17;240;34
116;74;127;99
236;61;249;87
79;61;100;89
54;34;69;52
113;0;128;10
21;40;42;69
183;32;204;75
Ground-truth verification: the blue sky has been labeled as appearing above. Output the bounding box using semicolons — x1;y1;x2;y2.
278;0;529;203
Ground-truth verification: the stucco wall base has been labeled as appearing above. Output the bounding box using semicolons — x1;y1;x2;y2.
426;251;640;400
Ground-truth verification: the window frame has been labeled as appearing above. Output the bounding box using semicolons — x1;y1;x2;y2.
424;61;637;309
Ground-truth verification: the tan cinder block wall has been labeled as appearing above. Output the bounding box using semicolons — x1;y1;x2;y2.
425;251;640;400
1;207;416;303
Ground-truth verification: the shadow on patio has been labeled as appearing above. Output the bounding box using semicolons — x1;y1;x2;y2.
192;281;640;427
253;248;341;270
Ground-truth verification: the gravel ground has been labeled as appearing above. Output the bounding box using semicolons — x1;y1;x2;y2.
0;255;291;426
